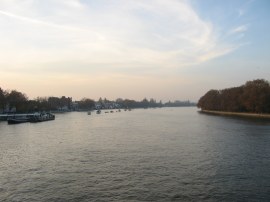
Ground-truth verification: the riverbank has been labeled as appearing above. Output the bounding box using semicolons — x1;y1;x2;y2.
199;110;270;119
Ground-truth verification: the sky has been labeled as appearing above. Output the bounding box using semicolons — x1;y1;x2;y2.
0;0;269;102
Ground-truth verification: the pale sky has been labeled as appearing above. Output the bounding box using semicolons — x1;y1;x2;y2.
0;0;269;102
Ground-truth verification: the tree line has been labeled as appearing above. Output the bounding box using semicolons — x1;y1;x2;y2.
197;79;270;113
0;88;74;113
94;98;195;109
0;87;195;113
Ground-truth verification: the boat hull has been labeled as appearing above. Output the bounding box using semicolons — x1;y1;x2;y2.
8;118;30;124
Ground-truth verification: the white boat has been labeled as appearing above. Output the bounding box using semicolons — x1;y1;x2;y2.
29;112;55;123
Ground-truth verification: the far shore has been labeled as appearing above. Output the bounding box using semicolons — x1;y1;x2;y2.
199;109;270;119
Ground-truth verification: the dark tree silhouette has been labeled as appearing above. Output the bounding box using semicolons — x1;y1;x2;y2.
198;79;270;113
5;90;28;112
0;86;196;113
0;87;5;111
78;98;95;110
241;79;270;113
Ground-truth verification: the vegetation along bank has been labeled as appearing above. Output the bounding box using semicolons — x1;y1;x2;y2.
197;79;270;118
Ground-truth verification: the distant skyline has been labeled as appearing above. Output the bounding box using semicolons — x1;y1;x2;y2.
0;0;269;102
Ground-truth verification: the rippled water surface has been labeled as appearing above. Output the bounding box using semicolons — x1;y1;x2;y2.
1;107;270;201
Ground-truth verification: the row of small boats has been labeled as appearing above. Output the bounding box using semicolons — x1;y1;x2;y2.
7;112;55;124
88;108;131;115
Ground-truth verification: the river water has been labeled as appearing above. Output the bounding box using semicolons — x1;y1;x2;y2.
1;107;270;201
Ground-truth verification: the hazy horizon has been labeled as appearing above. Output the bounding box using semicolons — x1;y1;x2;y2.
0;0;269;102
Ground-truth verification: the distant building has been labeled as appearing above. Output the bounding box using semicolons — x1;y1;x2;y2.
95;103;102;110
57;106;69;112
71;102;79;111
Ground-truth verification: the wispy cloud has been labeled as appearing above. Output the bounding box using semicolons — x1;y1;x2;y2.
0;0;243;75
229;25;249;35
0;10;87;33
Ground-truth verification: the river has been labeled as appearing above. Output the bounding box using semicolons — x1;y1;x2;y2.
1;107;270;201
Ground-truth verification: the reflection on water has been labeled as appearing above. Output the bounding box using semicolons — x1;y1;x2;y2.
1;107;270;201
